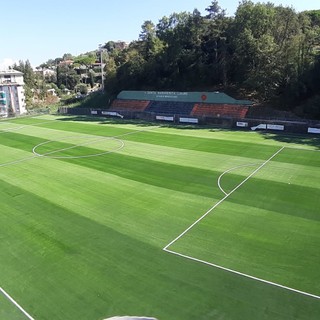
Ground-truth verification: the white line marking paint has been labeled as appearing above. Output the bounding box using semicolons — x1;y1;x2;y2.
164;147;285;251
0;125;159;168
0;287;35;320
0;156;38;168
0;125;25;133
217;163;259;196
162;146;320;300
0;120;57;133
32;136;125;159
163;248;320;300
0;123;160;317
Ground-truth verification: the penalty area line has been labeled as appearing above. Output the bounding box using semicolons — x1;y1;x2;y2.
163;248;320;300
163;145;320;300
0;287;35;320
163;146;285;251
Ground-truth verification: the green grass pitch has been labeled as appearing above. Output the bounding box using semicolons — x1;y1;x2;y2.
0;115;319;320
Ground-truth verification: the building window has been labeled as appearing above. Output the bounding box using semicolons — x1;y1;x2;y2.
4;75;11;83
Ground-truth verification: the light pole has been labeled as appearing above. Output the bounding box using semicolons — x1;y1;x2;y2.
98;44;104;91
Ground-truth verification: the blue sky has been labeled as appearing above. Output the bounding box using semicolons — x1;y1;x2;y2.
0;0;319;69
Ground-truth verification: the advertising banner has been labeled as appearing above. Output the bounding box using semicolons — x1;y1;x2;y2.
251;124;267;131
156;115;174;121
267;124;284;131
308;127;320;134
179;117;199;123
236;122;248;127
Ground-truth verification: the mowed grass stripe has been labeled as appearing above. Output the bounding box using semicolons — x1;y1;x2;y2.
37;117;145;137
1;180;202;319
0;135;222;199
0;116;52;125
272;147;320;167
2;129;318;219
227;148;320;221
5;115;320;152
170;155;320;296
170;200;320;295
0;153;214;246
0;132;45;152
0;131;264;199
2;131;319;202
227;176;320;221
243;160;320;189
0;127;278;176
13;119;282;159
170;202;320;295
1;177;320;320
60;152;223;198
3;123;277;159
121;140;267;173
1;120;320;319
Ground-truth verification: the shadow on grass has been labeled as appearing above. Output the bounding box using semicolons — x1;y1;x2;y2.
56;115;157;127
257;131;320;150
55;115;229;130
55;115;320;148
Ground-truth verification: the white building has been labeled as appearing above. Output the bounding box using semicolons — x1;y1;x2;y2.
34;67;56;78
0;69;27;117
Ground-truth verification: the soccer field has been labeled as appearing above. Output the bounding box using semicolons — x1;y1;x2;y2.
0;115;319;320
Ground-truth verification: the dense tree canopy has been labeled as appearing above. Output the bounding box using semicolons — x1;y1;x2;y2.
12;1;320;118
102;1;320;117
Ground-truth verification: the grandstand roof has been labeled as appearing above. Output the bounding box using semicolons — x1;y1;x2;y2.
117;91;253;105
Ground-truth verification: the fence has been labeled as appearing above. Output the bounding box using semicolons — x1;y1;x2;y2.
58;107;320;134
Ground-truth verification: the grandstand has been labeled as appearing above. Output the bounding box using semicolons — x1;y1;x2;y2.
146;101;195;115
59;90;320;133
110;91;253;119
191;103;249;119
110;99;150;112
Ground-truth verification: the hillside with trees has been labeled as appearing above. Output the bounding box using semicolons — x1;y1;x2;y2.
12;1;320;119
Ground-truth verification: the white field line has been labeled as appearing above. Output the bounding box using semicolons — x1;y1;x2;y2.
31;124;159;159
1;136;123;167
0;125;159;316
0;137;114;167
0;120;57;133
0;155;38;168
0;125;25;133
217;163;259;196
163;145;320;300
32;136;125;159
113;126;159;138
163;146;285;251
1;126;157;167
0;287;35;320
163;248;320;300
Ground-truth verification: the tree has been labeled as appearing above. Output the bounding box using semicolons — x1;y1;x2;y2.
115;47;146;89
76;84;88;95
202;1;230;87
62;53;73;61
74;54;96;84
305;10;320;27
78;1;320;116
56;65;80;90
205;0;226;19
12;60;35;105
139;20;158;60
